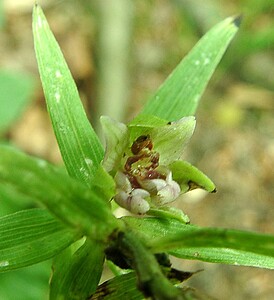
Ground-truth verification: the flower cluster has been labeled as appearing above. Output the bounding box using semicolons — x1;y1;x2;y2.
101;115;215;215
114;135;181;214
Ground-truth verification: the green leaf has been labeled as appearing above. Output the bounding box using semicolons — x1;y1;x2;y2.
107;231;187;299
91;272;143;300
0;181;36;217
0;209;78;272
92;268;197;299
0;70;34;134
50;238;105;300
170;160;216;193
0;146;119;239
32;5;104;186
124;217;274;269
0;261;51;300
141;16;240;120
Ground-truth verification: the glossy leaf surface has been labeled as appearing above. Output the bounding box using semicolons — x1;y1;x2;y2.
124;217;274;269
0;209;78;272
50;238;105;300
33;5;103;186
0;146;118;239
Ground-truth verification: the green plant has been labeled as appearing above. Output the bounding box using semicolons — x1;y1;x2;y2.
0;5;273;299
0;70;34;136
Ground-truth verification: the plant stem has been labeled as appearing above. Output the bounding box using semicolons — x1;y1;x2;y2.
116;230;186;300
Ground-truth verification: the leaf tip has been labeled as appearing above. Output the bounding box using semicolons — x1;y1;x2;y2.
232;15;243;28
33;2;40;13
211;187;217;193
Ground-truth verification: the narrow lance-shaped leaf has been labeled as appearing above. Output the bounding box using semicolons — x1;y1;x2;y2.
50;238;105;300
0;146;119;239
32;5;103;186
150;227;274;260
141;16;241;120
124;217;274;269
0;209;78;272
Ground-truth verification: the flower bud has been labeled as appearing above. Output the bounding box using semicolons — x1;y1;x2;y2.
114;188;150;214
114;171;131;193
141;170;181;206
130;189;150;214
151;180;181;206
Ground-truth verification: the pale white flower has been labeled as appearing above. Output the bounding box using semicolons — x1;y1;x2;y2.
101;115;216;215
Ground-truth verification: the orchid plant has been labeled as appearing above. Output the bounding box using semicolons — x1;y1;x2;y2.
0;5;273;300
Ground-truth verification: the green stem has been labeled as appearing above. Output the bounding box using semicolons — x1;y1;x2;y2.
116;230;186;300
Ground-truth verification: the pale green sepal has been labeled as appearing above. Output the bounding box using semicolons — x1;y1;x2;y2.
170;160;216;193
150;116;196;165
100;116;129;172
128;114;168;142
91;164;116;205
148;206;190;224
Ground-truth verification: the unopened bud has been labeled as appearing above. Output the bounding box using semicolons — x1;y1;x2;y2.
152;180;181;205
114;171;131;193
114;188;150;214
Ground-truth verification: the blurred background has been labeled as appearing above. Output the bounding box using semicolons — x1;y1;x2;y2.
0;0;273;299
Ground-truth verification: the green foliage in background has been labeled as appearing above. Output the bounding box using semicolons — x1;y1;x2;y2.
0;71;34;135
0;5;273;300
